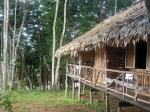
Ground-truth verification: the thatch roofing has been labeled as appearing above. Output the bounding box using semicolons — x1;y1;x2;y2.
56;2;149;57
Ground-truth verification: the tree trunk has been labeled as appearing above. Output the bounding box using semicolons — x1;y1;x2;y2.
114;0;117;14
11;10;26;87
55;0;67;90
1;0;9;90
145;0;150;21
51;0;59;88
11;0;17;85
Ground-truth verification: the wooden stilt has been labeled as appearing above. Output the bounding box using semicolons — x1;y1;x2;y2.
65;74;68;99
117;107;121;112
78;81;81;100
106;93;109;112
82;84;85;94
90;88;94;105
72;79;75;99
77;55;82;101
102;92;105;101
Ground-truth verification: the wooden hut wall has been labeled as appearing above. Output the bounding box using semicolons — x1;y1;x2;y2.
94;47;106;68
106;47;125;79
106;47;125;70
94;47;106;84
80;51;95;67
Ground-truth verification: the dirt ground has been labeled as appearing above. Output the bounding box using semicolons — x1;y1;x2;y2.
0;102;96;112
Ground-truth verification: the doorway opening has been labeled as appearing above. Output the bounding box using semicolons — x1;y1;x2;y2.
135;41;147;69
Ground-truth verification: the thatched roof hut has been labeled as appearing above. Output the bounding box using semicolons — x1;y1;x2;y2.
56;2;149;57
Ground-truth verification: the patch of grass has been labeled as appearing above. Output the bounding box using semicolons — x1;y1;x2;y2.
9;90;78;106
8;90;105;112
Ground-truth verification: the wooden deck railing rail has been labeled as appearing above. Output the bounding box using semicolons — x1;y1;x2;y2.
67;64;150;105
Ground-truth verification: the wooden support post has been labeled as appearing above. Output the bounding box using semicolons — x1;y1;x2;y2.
65;61;68;99
82;84;85;94
77;55;82;101
102;92;105;101
65;74;68;99
78;81;81;100
117;106;121;112
72;79;75;99
90;88;94;105
105;93;109;112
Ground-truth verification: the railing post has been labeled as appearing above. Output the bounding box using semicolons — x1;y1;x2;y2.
73;65;76;75
122;73;125;99
134;72;138;101
104;60;107;87
93;68;96;84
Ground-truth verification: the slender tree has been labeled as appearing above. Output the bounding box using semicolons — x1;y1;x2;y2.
52;0;59;88
55;0;67;89
145;0;150;21
1;0;9;90
115;0;117;14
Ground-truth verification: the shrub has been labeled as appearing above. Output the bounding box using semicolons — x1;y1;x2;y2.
0;91;12;112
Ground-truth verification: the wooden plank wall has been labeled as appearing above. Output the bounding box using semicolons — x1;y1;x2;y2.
106;47;125;79
80;51;95;67
94;47;106;84
94;47;105;68
106;47;125;70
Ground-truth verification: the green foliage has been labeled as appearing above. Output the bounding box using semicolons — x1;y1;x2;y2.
2;0;135;89
0;91;12;112
80;99;105;112
104;0;133;16
94;101;105;112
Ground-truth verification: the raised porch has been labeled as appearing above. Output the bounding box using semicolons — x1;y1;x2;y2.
66;64;150;111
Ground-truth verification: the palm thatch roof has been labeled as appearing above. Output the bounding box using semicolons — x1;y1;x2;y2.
56;2;149;57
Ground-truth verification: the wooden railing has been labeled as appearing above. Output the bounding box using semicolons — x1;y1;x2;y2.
67;64;150;105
